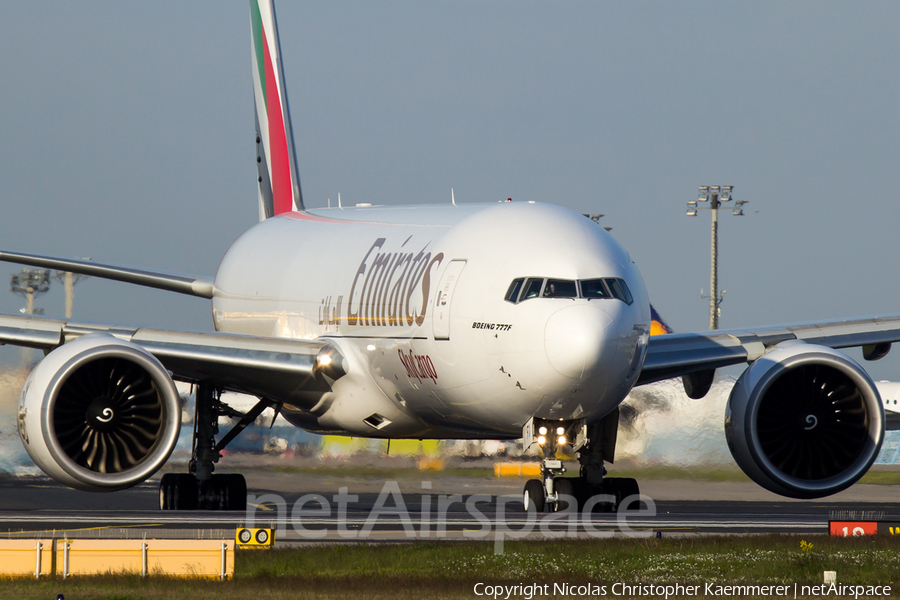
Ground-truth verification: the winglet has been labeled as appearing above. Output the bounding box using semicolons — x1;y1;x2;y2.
251;0;303;219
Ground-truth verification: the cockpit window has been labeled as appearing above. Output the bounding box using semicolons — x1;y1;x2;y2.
504;278;524;303
503;276;633;305
606;278;634;305
542;279;577;298
520;278;544;301
579;279;610;299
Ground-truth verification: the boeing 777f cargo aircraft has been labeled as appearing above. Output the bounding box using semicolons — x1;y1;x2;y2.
2;1;900;512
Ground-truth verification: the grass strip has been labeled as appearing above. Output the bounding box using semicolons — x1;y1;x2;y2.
1;534;899;599
857;469;900;485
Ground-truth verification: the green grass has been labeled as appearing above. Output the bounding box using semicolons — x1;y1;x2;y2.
3;535;900;599
858;469;900;485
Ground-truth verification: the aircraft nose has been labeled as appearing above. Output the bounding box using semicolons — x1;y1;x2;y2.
544;304;615;379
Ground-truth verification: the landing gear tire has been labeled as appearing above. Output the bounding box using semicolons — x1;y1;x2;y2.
198;474;248;510
572;477;592;511
579;480;614;513
602;477;641;511
523;479;545;513
566;477;640;513
160;473;246;510
614;477;640;511
224;473;248;511
211;473;247;511
160;473;198;510
554;478;576;512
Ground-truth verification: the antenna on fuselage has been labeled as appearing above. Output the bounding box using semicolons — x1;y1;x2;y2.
338;193;342;209
451;188;456;206
328;198;331;208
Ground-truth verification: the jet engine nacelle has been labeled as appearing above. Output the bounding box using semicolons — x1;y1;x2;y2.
17;333;181;492
725;341;884;499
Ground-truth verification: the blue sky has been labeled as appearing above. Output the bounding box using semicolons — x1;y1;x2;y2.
1;1;899;377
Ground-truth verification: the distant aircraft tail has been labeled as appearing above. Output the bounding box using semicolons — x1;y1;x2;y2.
650;304;673;335
250;0;303;219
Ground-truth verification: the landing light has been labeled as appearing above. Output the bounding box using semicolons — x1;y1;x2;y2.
314;348;346;378
557;435;567;445
556;426;565;435
538;426;548;435
537;435;546;445
366;344;376;351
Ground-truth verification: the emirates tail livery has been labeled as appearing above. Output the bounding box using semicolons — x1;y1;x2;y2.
2;1;899;511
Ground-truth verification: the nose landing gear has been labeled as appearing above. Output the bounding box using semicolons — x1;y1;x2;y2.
522;411;640;513
521;417;571;512
523;457;569;513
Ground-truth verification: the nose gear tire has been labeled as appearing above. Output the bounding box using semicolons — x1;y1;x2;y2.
523;479;545;513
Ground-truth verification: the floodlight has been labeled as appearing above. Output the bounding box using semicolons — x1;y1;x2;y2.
688;185;749;330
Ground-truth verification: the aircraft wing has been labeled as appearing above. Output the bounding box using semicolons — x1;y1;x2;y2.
638;314;900;385
0;313;342;405
0;250;214;299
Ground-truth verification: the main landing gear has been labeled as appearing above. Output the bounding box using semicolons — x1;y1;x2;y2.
522;412;640;513
160;382;274;510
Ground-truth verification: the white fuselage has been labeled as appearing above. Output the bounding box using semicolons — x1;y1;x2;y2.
876;381;900;414
211;202;650;439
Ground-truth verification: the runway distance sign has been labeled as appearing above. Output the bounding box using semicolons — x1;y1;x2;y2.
829;521;877;536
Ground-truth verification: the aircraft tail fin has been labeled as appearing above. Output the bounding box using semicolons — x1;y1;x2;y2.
650;304;673;335
250;0;303;219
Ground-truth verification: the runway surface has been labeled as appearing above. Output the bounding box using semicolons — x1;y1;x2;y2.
0;470;897;542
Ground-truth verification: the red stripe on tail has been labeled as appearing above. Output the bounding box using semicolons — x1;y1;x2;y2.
262;22;293;215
